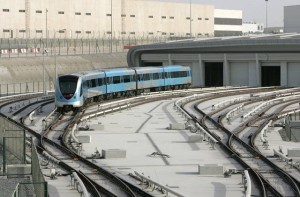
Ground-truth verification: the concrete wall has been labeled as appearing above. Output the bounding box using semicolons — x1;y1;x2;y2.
0;53;127;84
0;0;220;39
140;52;300;87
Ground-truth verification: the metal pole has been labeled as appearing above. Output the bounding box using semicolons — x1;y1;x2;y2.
43;44;45;95
190;0;192;38
110;0;113;53
265;0;268;29
46;9;48;49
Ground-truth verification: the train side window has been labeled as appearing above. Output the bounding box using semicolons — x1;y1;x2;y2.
113;76;120;84
144;74;150;81
97;78;102;86
138;74;143;81
102;78;106;85
153;73;159;80
165;72;168;79
80;85;83;96
107;77;112;85
91;79;96;87
83;81;88;88
124;75;131;83
88;80;92;88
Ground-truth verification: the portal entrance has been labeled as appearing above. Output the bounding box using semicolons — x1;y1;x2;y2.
205;62;223;87
261;66;280;86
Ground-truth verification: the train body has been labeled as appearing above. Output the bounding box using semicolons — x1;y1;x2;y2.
55;65;191;109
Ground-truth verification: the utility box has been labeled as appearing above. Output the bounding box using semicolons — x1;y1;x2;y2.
188;135;203;143
288;148;300;157
198;164;224;175
102;149;126;159
169;123;185;130
77;136;91;143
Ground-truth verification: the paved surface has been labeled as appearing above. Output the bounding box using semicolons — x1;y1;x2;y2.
79;98;245;197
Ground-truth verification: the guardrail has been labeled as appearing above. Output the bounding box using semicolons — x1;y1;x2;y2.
212;96;244;110
242;94;300;120
244;170;252;197
260;120;273;144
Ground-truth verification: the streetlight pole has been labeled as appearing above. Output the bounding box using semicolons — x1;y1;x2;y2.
190;0;192;38
54;29;66;84
265;0;268;29
46;9;48;49
110;0;113;53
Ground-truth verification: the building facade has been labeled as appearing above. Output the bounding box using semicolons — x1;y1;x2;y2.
284;5;300;33
242;22;264;34
0;0;242;39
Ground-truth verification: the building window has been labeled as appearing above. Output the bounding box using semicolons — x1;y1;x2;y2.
106;14;111;16
58;11;64;14
36;30;43;33
186;33;190;36
86;31;91;34
36;10;42;13
106;31;112;34
186;17;190;20
19;30;26;33
75;12;81;15
205;33;209;36
198;33;202;36
148;32;153;35
205;18;209;20
198;17;202;20
162;16;166;19
170;16;174;19
19;10;25;13
148;16;153;18
162;32;167;35
130;15;135;17
170;33;175;36
121;32;126;34
130;32;135;35
3;29;10;33
86;13;91;16
121;14;126;17
58;30;65;33
3;9;9;12
75;31;81;34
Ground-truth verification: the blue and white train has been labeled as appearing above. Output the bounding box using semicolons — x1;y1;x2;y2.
55;65;191;110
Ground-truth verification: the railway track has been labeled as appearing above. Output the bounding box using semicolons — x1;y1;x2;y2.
2;87;300;197
180;89;300;196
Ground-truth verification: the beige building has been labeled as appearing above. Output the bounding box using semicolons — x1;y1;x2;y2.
0;0;241;39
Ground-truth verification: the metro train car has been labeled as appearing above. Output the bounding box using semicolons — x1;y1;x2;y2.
55;65;191;110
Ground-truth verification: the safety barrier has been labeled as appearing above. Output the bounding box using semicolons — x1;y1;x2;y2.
212;96;244;110
260;120;273;144
244;170;252;197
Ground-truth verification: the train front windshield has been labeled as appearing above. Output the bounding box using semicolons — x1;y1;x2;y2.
58;76;79;99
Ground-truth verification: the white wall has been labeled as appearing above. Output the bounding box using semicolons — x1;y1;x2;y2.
0;0;218;39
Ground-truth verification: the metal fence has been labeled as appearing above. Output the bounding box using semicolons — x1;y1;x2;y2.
0;81;53;97
0;114;48;197
0;36;187;58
